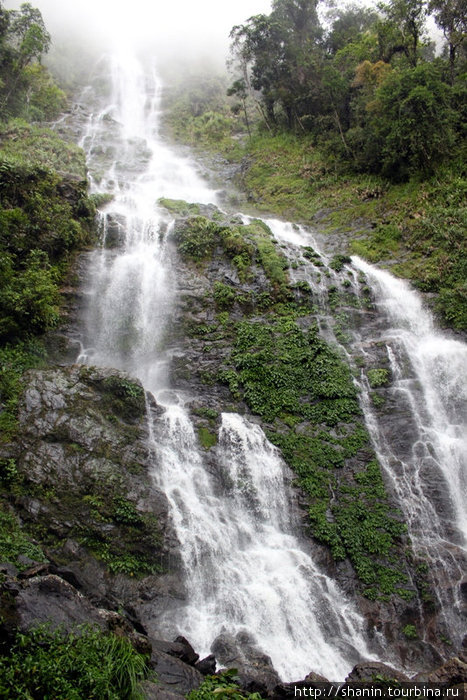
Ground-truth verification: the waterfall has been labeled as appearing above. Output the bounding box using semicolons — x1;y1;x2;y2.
75;51;379;681
150;408;375;680
265;219;467;646
78;51;217;392
351;257;467;642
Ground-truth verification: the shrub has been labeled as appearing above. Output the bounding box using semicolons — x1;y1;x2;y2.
0;625;150;699
367;368;390;388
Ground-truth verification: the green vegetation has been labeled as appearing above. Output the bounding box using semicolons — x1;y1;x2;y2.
197;426;218;450
0;3;66;122
0;624;150;699
402;624;419;639
158;197;201;216
213;309;407;596
162;71;242;158
100;375;146;420
165;0;466;330
228;0;465;180
0;3;96;447
0;508;47;569
213;281;236;310
44;468;161;578
173;211;289;298
367;368;390;388
0;339;47;440
187;671;261;700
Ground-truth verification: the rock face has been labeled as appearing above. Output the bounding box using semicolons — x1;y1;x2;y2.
2;364;184;614
0;362;204;696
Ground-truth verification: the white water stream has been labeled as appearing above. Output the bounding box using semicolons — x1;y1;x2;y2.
76;51;378;681
268;220;467;646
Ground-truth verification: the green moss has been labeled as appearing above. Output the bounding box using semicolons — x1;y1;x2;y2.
330;254;352;272
0;339;47;441
0;120;87;179
158;197;200;216
371;392;386;408
198;426;218;450
367;368;390;388
0;508;47;569
402;624;418;640
192;407;218;420
85;373;146;420
213;282;236;310
244;220;289;292
173;216;226;262
187;670;260;700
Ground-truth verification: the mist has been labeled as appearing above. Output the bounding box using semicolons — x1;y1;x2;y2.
4;0;273;62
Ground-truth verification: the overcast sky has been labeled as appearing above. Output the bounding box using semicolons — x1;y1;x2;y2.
4;0;274;56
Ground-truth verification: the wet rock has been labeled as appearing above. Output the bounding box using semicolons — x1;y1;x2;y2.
13;364;178;612
427;657;467;685
0;563;18;578
103;213;126;248
140;681;184;699
196;654;217;675
151;636;199;666
346;662;410;683
48;565;83;590
272;671;330;698
149;648;203;695
15;575;106;633
212;632;281;695
18;563;50;579
16;554;39;569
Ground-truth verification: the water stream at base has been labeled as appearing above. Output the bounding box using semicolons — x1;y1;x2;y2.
74;51;378;681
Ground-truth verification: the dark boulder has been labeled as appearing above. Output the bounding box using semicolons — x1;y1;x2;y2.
212;631;281;695
151;636;199;666
196;654;217;675
272;671;330;698
346;662;410;683
427;657;467;685
149;648;203;695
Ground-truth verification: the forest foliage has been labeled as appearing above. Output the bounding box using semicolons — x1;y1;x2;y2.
227;0;466;180
0;2;97;440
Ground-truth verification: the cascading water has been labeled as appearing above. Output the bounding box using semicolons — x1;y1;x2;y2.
266;219;467;646
150;408;377;680
78;51;216;390
350;258;467;642
75;51;380;681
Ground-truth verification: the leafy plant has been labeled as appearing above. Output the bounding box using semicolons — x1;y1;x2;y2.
367;368;390;388
187;671;262;700
0;624;150;699
0;508;47;569
402;624;418;640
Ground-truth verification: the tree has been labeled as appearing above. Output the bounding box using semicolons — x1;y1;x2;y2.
428;0;467;83
229;1;323;130
325;4;379;55
377;0;427;66
0;2;51;117
367;62;455;178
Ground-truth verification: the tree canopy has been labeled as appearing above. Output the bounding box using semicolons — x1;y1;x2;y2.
0;2;63;120
228;0;466;181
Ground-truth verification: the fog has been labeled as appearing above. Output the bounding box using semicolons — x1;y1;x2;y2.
4;0;273;60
